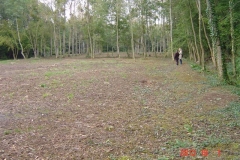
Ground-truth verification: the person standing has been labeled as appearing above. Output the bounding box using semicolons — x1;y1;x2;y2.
179;48;183;64
174;50;179;65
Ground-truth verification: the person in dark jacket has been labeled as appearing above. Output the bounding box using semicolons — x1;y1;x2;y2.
174;50;179;65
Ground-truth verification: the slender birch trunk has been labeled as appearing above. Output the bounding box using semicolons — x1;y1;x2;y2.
43;41;46;57
196;0;205;70
202;13;216;67
68;26;71;55
188;42;192;60
16;18;25;59
71;13;75;55
78;34;81;54
50;36;53;56
63;3;66;55
116;0;120;58
170;0;173;59
53;23;58;58
87;0;92;57
59;29;62;56
40;36;43;56
129;0;135;60
189;1;200;63
75;32;78;55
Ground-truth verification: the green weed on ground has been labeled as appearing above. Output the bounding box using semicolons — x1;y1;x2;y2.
190;63;202;71
232;87;240;96
0;60;14;64
44;70;71;78
210;101;240;128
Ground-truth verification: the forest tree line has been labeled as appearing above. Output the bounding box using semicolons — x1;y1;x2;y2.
0;0;240;83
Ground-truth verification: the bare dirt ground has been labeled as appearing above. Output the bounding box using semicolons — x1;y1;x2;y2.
0;56;239;160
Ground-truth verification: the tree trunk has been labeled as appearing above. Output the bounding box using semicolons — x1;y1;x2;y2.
129;0;135;61
188;42;192;60
43;42;46;57
170;0;173;60
93;39;95;58
53;23;58;58
196;0;205;70
202;12;216;68
87;0;92;58
68;26;71;55
216;39;223;78
63;25;66;55
88;29;93;58
40;36;43;56
189;1;200;63
12;48;17;60
59;29;62;56
190;41;197;62
78;34;81;54
75;32;78;55
206;0;228;81
229;0;236;76
63;3;66;55
72;23;75;55
144;36;147;58
50;36;53;56
116;1;120;58
16;18;25;59
141;36;146;58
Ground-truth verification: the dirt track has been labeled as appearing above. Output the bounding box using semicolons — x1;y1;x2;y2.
0;57;239;159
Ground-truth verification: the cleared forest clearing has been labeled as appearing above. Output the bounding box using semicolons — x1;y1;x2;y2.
0;57;239;160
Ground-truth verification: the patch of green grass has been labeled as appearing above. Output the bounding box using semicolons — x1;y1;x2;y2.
118;156;131;160
158;156;171;160
223;102;240;118
232;87;240;96
40;84;46;88
49;79;63;88
190;63;202;71
0;60;13;64
44;71;56;77
105;125;115;131
80;78;95;87
168;139;193;149
29;57;41;62
120;72;128;79
206;74;227;87
184;124;193;133
51;79;60;84
115;63;124;67
5;127;34;134
201;135;231;148
8;92;14;98
44;70;71;78
14;128;21;133
67;93;74;100
108;155;129;160
43;93;51;98
108;154;117;160
210;101;240;127
4;130;12;135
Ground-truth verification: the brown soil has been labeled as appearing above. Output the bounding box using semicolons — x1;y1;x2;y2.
0;56;239;160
